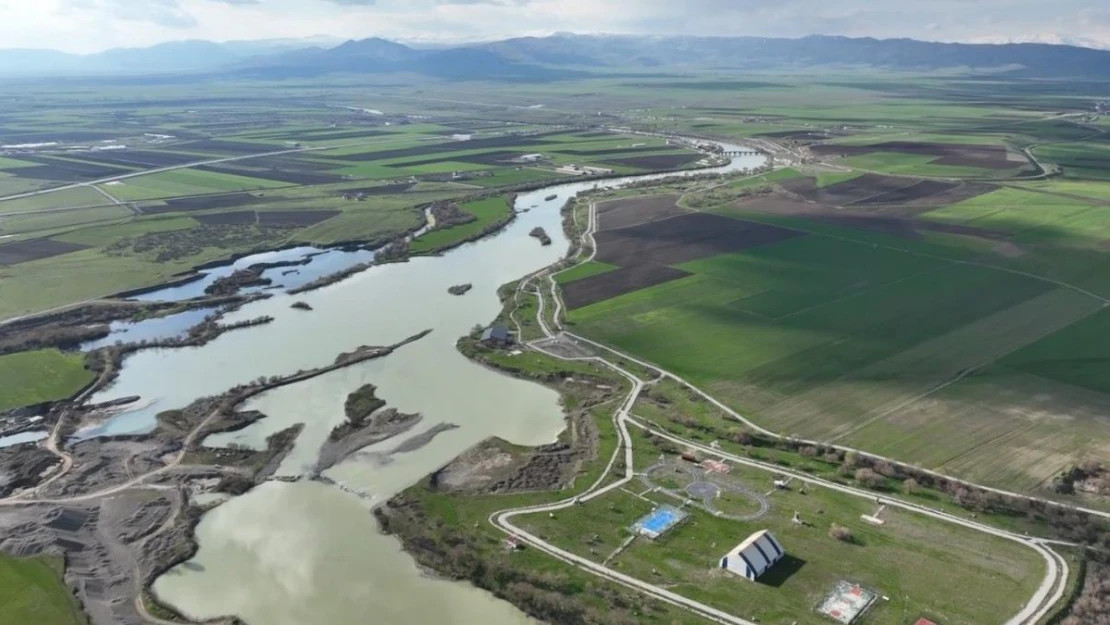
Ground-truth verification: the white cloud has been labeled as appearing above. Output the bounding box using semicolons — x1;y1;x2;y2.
0;0;1105;54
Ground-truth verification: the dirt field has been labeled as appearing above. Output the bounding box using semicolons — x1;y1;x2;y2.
596;194;690;231
142;192;262;214
334;131;563;162
178;139;277;155
195;164;341;186
563;264;693;309
73;150;201;169
757;130;833;141
7;157;130;181
565;202;801;308
811;141;1018;169
604;153;702;170
192;211;258;226
338;182;416;196
593;212;802;267
782;175;996;214
0;238;90;265
785;174;919;205
736;195;1011;242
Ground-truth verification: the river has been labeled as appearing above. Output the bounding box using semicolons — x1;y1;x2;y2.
92;144;767;624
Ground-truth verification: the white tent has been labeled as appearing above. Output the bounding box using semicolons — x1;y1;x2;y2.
719;530;785;581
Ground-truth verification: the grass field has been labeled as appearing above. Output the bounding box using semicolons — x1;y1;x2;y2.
410;196;512;253
1033;143;1110;181
103;169;287;201
565;204;1110;493
0;554;86;625
0;349;93;412
514;429;1044;625
841;152;1009;178
554;260;619;284
0;187;109;214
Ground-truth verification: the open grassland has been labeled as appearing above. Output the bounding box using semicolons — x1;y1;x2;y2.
0;187;109;214
0;205;132;238
841;152;1014;178
514;430;1045;625
0;349;93;412
1034;142;1110;181
410;196;512;253
0;554;86;625
566;199;1110;493
103;168;288;201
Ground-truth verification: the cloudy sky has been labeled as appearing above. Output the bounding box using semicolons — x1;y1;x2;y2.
1;0;1108;53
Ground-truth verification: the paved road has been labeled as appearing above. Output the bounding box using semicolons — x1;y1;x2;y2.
0;146;326;204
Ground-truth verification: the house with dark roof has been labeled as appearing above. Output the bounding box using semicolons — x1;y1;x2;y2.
480;325;513;347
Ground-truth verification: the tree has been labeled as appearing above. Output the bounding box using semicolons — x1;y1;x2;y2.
903;478;920;496
855;468;884;490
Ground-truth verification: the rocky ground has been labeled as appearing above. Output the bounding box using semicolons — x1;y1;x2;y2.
0;329;434;625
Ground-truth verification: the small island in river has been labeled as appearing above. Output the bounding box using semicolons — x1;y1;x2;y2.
448;284;473;296
529;227;552;246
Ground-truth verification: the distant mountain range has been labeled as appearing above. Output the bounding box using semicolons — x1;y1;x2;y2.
3;34;1110;81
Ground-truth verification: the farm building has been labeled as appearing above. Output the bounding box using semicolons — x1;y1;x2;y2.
719;530;785;581
480;325;514;347
516;153;545;163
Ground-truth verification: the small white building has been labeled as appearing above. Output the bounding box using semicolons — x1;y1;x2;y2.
719;530;785;581
517;153;544;163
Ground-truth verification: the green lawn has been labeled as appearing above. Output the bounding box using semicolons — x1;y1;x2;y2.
0;554;86;625
0;349;94;412
410;196;512;253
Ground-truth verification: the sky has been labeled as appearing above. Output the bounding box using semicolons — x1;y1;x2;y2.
0;0;1108;54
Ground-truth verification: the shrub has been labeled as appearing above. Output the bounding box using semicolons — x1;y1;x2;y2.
829;524;853;542
855;468;885;490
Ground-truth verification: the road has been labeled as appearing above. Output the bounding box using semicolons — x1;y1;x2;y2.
489;194;1073;625
0;146;327;204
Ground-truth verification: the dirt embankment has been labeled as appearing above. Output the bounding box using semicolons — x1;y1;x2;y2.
315;409;423;474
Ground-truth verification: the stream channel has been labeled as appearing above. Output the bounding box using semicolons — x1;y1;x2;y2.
85;144;766;624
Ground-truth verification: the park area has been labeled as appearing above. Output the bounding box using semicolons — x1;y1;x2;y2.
513;429;1045;625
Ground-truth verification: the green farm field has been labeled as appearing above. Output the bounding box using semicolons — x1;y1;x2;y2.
0;349;93;412
410;196;512;253
0;554;86;625
564;196;1110;493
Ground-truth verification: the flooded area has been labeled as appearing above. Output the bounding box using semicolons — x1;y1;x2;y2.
0;430;49;449
130;245;377;302
106;145;766;625
79;307;221;351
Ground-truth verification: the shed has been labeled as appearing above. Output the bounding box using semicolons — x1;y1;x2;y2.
719;530;785;581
